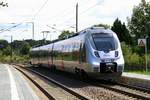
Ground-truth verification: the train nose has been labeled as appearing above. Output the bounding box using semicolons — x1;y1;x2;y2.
99;51;115;59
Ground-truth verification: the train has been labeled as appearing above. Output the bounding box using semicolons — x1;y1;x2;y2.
30;27;124;80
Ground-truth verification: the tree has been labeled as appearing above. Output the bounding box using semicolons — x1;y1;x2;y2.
94;23;110;29
111;18;132;45
25;39;38;47
128;0;150;39
2;45;11;56
0;2;8;7
0;40;9;50
20;42;31;55
58;30;74;39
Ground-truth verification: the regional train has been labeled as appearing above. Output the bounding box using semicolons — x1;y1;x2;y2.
30;27;124;80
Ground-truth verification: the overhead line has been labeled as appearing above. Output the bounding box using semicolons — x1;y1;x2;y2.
80;2;100;15
47;0;91;23
0;19;33;33
57;1;101;27
32;0;49;20
0;23;22;33
47;0;94;26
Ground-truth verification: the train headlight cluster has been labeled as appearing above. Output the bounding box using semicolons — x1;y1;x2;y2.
115;51;119;57
94;51;100;58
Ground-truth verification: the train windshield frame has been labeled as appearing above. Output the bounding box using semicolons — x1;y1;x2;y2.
92;33;118;51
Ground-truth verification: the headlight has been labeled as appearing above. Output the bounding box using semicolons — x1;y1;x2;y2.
94;51;100;58
115;51;119;57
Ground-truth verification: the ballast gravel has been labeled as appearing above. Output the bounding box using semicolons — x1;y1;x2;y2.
72;86;136;100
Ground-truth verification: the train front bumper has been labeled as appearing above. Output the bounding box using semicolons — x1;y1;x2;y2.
87;72;122;80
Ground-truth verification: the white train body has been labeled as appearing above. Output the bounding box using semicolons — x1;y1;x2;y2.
30;27;124;80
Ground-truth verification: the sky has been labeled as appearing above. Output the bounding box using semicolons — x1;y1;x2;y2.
0;0;150;42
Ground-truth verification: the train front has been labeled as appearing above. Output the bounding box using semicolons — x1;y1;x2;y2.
85;27;124;80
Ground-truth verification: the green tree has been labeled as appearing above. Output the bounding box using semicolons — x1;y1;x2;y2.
58;30;74;39
20;42;31;55
128;0;150;39
121;42;132;56
3;45;11;56
0;40;9;50
111;18;132;44
94;24;110;29
12;40;23;55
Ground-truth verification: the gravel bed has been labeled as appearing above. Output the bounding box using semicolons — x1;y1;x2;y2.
72;86;136;100
110;85;150;98
15;66;79;100
24;67;139;100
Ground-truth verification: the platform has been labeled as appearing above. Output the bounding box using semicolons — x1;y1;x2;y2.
120;72;150;89
0;64;39;100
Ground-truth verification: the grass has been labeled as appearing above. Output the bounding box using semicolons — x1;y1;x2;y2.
124;70;150;75
0;55;30;63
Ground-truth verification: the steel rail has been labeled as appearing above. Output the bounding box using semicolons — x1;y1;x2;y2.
14;65;89;100
14;64;150;100
90;81;150;100
14;67;55;100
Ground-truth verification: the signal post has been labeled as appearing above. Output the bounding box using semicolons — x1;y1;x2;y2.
138;37;148;72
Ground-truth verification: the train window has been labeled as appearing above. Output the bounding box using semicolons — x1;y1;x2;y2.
92;34;118;51
92;33;112;38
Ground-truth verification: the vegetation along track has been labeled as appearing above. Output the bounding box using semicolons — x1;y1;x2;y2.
14;65;89;100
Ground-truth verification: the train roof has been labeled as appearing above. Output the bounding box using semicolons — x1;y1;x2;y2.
81;27;114;34
31;27;114;50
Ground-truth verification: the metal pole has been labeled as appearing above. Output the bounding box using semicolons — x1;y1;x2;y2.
26;22;34;40
76;3;78;33
32;22;34;40
43;32;44;40
43;32;45;44
11;35;13;63
145;38;148;72
50;34;51;41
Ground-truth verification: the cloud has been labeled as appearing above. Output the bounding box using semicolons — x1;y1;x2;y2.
0;0;149;41
82;0;141;25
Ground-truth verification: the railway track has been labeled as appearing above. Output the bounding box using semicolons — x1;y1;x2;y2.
14;66;55;100
13;65;89;100
14;64;150;100
90;80;150;100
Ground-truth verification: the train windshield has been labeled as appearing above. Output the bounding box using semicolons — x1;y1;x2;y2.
92;33;118;51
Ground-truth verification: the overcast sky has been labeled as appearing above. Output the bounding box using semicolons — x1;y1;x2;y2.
0;0;149;42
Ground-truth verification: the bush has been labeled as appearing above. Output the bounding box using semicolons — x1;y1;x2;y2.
121;42;146;71
0;55;30;63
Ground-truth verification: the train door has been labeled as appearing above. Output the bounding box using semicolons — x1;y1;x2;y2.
61;45;65;70
48;44;53;68
79;42;86;64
